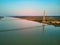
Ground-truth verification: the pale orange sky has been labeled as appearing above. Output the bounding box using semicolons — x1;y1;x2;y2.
12;10;41;16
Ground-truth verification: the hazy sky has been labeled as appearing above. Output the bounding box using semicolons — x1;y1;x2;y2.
0;0;60;16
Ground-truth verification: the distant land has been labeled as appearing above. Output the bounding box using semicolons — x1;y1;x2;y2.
0;16;60;27
0;16;4;19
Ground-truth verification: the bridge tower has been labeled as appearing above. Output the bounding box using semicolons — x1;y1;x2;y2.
42;10;46;23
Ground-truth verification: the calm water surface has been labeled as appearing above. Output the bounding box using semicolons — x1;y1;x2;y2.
0;17;60;45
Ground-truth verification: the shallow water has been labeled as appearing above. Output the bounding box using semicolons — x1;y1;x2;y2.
0;17;60;45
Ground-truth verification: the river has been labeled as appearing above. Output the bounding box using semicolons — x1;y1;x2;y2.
0;17;60;45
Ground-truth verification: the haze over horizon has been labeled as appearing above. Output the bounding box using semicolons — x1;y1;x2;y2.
0;0;60;16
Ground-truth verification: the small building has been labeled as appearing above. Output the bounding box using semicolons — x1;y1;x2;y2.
51;21;60;24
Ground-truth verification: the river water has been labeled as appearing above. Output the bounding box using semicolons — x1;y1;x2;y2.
0;17;60;45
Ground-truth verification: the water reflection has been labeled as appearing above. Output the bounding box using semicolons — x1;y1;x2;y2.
0;26;42;32
42;23;45;32
0;24;46;33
